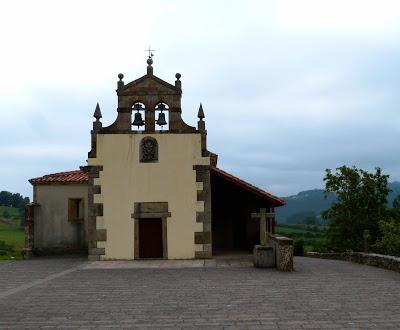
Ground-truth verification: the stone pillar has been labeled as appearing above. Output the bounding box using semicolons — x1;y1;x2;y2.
81;165;104;261
23;204;35;258
193;164;212;259
270;235;294;271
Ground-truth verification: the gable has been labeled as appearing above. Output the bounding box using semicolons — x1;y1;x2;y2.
120;75;181;98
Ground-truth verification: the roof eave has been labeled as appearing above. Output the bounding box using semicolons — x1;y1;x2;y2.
210;167;286;207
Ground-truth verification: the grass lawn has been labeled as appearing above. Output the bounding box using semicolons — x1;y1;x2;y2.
0;219;25;260
275;224;328;253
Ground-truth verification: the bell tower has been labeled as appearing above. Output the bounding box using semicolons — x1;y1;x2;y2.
84;58;212;261
102;57;197;134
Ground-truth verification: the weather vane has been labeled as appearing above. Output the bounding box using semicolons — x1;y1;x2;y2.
145;46;155;59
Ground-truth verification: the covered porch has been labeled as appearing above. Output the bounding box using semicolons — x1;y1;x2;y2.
210;167;286;256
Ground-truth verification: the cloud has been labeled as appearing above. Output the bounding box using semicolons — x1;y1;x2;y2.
1;0;400;198
277;0;400;37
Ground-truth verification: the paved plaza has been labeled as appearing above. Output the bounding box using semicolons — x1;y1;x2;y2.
0;256;399;329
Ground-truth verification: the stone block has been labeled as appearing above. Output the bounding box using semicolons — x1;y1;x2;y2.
253;245;275;268
95;203;103;216
93;185;101;194
196;212;204;223
96;229;107;241
134;202;168;214
195;231;211;244
89;248;105;255
203;222;211;231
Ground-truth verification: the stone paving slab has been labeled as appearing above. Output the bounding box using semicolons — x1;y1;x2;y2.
0;257;85;294
0;257;399;329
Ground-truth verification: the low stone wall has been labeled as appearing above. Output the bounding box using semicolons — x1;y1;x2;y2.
269;234;294;271
305;252;400;273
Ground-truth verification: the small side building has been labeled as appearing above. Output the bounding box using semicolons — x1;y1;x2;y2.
27;171;88;255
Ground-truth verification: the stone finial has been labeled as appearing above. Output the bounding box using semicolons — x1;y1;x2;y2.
175;73;182;89
94;103;102;121
147;58;153;75
117;73;124;90
93;103;103;132
197;103;205;131
197;103;205;120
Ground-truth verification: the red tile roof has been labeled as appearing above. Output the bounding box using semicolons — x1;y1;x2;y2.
29;170;89;185
210;167;286;207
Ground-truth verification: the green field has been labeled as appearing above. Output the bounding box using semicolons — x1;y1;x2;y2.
275;224;328;253
0;207;25;260
0;205;23;220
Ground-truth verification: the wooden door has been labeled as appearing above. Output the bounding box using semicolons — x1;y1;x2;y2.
139;218;163;258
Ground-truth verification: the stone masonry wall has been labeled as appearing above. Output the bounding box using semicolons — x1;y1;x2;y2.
306;252;400;273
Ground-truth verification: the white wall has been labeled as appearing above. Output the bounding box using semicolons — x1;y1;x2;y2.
89;133;209;259
34;184;88;249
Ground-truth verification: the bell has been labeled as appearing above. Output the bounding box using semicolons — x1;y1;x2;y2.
156;112;167;126
132;112;144;127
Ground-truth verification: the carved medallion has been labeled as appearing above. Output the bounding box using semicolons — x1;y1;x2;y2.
140;137;158;162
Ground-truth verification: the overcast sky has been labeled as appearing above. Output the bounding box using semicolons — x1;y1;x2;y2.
1;0;399;198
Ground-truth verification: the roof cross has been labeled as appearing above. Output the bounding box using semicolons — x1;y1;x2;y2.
145;46;155;59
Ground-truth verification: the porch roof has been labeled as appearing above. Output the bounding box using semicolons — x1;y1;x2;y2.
210;167;286;207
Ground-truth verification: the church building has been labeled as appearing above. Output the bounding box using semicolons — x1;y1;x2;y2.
25;58;285;260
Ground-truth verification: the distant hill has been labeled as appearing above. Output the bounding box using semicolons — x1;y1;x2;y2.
389;181;400;205
276;181;400;224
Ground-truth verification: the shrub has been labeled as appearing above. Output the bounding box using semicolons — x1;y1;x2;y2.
0;240;14;255
310;239;329;253
373;218;400;257
294;237;304;256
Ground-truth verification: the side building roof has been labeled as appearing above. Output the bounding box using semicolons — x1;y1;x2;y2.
29;170;88;185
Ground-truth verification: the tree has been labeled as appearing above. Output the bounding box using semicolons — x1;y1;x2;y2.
393;195;400;209
0;191;30;209
0;191;12;206
322;166;390;252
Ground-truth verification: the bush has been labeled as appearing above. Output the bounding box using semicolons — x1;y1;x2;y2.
294;237;304;256
0;240;14;255
373;218;400;257
310;239;329;253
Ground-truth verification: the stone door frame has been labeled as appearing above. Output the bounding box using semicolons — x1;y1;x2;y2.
131;202;171;260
